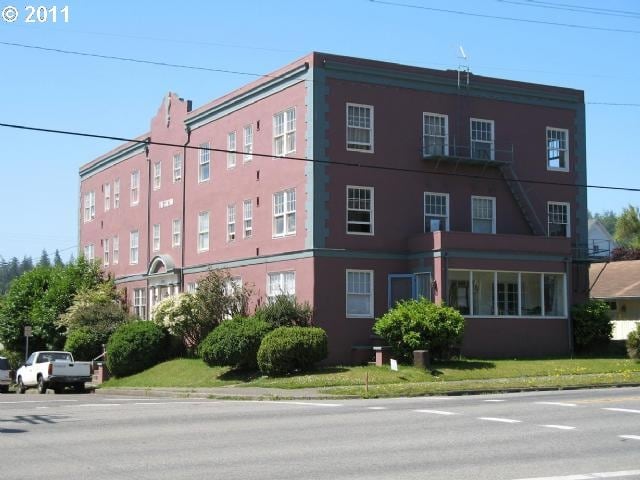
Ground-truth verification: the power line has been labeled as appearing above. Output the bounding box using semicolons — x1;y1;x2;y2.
0;121;638;193
586;102;640;107
369;0;640;34
497;0;640;19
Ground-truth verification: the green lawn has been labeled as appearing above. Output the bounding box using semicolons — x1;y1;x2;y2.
101;357;640;396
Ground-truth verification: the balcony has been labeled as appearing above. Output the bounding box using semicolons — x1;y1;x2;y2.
408;230;572;257
422;139;514;166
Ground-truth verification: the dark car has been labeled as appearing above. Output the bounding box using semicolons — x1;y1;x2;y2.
0;356;11;393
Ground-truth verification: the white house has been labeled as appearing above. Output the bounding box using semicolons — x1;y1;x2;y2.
588;219;617;258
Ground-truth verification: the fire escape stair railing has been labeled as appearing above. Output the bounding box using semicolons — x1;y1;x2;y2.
499;164;546;236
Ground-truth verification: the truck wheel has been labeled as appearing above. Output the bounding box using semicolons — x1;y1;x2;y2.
74;383;86;394
37;376;48;394
16;377;25;394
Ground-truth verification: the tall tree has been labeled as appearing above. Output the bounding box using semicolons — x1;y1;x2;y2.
19;256;34;274
53;250;64;267
38;249;51;268
614;205;640;248
593;210;618;236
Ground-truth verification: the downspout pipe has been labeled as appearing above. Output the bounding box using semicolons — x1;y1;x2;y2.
181;125;191;292
145;138;151;317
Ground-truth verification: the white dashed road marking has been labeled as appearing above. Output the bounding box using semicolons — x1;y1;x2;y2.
478;417;522;424
535;402;577;407
512;470;640;479
263;401;343;408
0;400;77;404
603;408;640;414
414;409;458;416
539;425;576;430
367;406;387;410
484;399;506;402
619;435;640;441
76;403;121;407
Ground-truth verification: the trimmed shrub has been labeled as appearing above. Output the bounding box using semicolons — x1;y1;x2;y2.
199;316;272;369
572;300;612;351
257;326;328;376
627;324;640;360
64;327;108;361
373;298;465;362
253;295;312;328
106;321;167;377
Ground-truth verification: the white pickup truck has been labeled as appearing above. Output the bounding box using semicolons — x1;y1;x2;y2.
16;351;92;394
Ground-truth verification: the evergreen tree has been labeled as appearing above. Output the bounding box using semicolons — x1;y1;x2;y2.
38;249;51;268
19;256;34;274
53;249;64;267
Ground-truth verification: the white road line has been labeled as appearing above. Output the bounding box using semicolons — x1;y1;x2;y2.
484;399;506;402
134;401;219;406
0;400;78;404
367;406;387;410
619;435;640;441
75;403;121;407
35;407;50;410
512;470;640;479
479;417;522;424
535;402;577;407
414;409;458;415
262;401;342;407
603;408;640;414
539;425;576;430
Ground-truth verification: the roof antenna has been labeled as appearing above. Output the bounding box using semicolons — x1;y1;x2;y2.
457;45;470;89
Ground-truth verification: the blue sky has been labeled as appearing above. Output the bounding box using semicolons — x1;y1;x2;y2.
0;0;638;261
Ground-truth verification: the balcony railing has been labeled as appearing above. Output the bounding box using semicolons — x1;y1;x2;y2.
422;138;514;165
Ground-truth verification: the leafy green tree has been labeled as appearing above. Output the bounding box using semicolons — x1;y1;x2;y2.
151;293;201;351
614;205;640;248
592;210;618;236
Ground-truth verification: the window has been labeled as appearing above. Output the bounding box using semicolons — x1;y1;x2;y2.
449;270;566;317
243;125;253;162
471;118;494;160
113;179;120;208
548;202;570;237
104;184;111;212
112;235;119;264
186;282;198;293
130;170;140;205
198;211;209;252
227;131;236;168
83;191;95;222
153;161;161;190
83;244;94;261
471;196;496;234
424;192;449;232
172;219;181;247
346;270;374;318
153;224;160;252
346;103;373;152
243;199;253;238
346;186;374;235
273;108;296;156
103;238;110;266
173;154;182;182
130;230;139;264
423;113;448;156
267;271;295;301
273;188;296;237
547;127;569;171
133;288;146;319
199;143;210;182
227;204;236;242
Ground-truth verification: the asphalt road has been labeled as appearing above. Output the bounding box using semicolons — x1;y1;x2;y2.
1;388;639;480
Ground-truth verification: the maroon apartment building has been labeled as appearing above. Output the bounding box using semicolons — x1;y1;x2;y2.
79;52;588;363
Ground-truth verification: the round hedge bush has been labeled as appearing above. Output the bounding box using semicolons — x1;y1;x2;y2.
627;324;640;360
199;316;272;369
257;326;328;376
64;327;108;361
106;321;167;377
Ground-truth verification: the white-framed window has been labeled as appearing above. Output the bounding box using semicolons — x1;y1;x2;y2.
83;191;95;222
153;161;161;190
173;153;182;182
130;170;140;205
273;108;296;156
227;131;236;168
548;202;570;237
546;127;569;171
267;271;295;301
448;269;567;318
424;192;449;232
273;188;296;237
104;183;111;212
243;125;253;162
172;219;181;247
113;179;120;208
227;204;236;242
471;118;495;160
471;196;496;234
199;143;210;182
133;288;146;319
83;244;94;261
112;235;119;264
346;186;374;235
153;224;160;252
243;199;253;238
423;113;449;156
346;269;374;318
198;211;209;252
346;103;374;152
103;238;110;266
129;230;139;265
186;282;198;293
